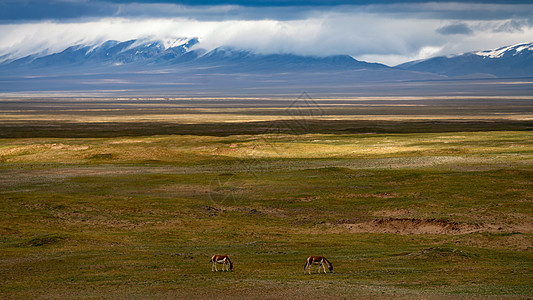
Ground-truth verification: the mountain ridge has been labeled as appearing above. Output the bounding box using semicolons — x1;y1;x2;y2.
1;40;531;94
397;42;533;77
2;39;532;78
1;38;388;73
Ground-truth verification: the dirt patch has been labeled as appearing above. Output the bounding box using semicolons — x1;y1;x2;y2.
341;218;484;235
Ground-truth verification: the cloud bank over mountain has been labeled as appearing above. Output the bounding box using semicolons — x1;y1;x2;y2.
0;1;532;66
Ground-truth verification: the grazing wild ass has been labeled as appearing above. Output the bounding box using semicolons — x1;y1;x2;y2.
211;255;233;272
304;256;333;274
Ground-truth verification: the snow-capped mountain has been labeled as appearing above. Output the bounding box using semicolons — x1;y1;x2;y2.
2;38;434;94
1;37;386;73
397;42;533;77
1;40;531;94
2;38;200;69
475;43;533;58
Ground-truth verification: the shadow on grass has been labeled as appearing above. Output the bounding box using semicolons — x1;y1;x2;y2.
1;119;532;138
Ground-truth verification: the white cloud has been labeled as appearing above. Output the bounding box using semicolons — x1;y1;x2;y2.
0;3;532;66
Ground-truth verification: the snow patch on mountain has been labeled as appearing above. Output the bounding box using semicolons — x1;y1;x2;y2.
397;41;533;78
475;42;533;58
0;38;199;64
161;38;193;49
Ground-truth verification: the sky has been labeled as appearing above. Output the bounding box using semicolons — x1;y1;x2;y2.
0;0;533;66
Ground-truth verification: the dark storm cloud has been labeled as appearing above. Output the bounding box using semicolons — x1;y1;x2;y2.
90;0;533;5
437;23;473;35
2;0;533;22
0;0;114;21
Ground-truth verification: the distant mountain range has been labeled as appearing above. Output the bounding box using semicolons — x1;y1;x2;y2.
0;38;385;73
0;39;531;94
397;42;533;78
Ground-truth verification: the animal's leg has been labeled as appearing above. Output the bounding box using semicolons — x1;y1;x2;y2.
322;262;327;273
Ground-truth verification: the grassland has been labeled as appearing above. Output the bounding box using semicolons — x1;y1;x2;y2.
0;96;532;299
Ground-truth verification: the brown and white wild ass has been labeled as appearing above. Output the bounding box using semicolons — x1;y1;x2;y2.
304;256;333;274
211;255;233;272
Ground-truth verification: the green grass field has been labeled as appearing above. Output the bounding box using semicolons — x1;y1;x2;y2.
0;97;532;299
